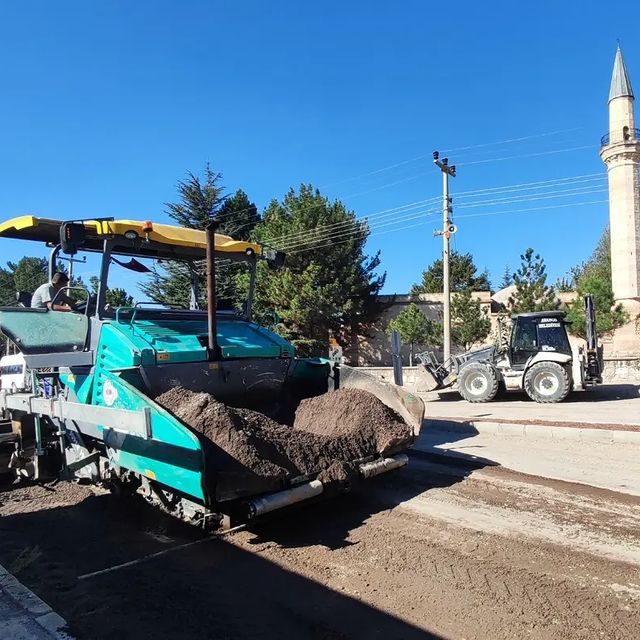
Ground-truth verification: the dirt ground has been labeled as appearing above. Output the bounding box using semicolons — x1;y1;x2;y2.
1;453;639;640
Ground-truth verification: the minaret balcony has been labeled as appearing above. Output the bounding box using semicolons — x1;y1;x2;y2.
601;128;640;147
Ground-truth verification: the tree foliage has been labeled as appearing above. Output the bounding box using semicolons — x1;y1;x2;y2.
88;276;134;308
565;228;627;338
217;190;260;241
141;165;259;309
411;251;490;294
451;288;492;350
251;185;386;357
0;257;48;306
499;265;513;289
508;248;560;313
387;303;440;365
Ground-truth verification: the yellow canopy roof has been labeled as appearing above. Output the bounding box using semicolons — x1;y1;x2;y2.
0;216;262;258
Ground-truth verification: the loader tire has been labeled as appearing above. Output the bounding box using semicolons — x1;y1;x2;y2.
524;361;571;403
458;363;499;403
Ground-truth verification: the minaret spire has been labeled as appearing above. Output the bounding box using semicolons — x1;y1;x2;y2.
600;45;640;309
609;45;634;102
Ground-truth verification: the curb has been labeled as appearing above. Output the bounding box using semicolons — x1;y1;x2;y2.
424;418;640;444
0;564;73;639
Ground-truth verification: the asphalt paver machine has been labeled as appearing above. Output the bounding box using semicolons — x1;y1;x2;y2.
0;216;424;527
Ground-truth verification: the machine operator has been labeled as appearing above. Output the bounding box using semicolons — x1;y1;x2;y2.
31;272;76;311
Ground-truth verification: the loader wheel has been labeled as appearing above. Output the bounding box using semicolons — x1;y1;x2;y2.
458;363;499;403
524;362;571;403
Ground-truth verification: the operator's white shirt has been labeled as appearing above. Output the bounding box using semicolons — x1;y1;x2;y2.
31;283;55;308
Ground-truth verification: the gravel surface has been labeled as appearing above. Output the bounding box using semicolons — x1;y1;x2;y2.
1;454;638;640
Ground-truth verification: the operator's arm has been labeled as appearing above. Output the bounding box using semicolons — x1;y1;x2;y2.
47;291;75;312
47;296;71;311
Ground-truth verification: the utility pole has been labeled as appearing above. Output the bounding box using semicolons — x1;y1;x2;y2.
432;151;457;363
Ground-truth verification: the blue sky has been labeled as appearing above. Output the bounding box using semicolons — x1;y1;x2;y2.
0;0;638;295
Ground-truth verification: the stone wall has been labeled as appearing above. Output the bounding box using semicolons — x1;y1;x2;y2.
355;292;493;367
602;356;640;382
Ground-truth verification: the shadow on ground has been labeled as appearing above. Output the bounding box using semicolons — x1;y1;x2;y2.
428;383;640;404
0;492;444;640
0;425;486;640
565;383;640;402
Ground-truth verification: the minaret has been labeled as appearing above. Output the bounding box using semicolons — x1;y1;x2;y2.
600;46;640;308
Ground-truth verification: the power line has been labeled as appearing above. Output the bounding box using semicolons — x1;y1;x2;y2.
263;171;608;249
454;199;608;221
453;173;605;198
288;198;608;256
273;207;442;252
271;183;608;252
453;185;608;211
261;197;441;247
338;144;597;200
458;144;597;166
319;127;583;189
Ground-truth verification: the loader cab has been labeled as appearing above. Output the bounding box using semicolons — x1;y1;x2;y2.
509;311;571;369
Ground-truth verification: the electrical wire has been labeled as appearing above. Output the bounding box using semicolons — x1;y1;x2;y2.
319;127;584;189
261;172;607;249
287;198;608;256
270;183;608;252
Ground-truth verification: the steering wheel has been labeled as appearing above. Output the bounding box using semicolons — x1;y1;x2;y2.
73;293;97;315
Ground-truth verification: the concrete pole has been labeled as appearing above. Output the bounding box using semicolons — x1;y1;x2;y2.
442;169;451;363
432;151;456;364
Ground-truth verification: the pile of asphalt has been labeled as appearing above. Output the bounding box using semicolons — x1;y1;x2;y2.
155;387;410;499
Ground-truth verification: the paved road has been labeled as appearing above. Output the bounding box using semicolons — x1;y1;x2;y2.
422;383;640;426
416;427;640;495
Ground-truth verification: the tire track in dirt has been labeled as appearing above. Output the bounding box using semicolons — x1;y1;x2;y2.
1;457;639;639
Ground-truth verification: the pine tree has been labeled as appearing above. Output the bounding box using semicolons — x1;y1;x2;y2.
140;166;259;309
251;185;386;358
411;251;490;294
565;227;627;338
88;276;134;308
0;257;48;305
451;288;492;350
217;190;259;241
508;248;560;313
499;265;513;289
387;303;440;365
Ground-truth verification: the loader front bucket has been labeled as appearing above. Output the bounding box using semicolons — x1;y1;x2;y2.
415;363;444;392
336;364;425;436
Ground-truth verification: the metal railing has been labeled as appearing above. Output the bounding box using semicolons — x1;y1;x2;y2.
601;128;640;147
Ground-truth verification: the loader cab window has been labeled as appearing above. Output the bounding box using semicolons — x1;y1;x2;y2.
510;317;538;367
536;318;571;355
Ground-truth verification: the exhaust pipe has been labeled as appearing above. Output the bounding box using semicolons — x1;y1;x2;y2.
359;454;408;479
205;221;221;360
246;480;324;518
244;455;409;518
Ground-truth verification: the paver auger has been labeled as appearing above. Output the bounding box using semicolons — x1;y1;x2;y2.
0;216;424;528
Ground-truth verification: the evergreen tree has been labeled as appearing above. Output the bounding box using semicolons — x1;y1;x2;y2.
565;227;627;338
411;251;490;294
141;166;259;309
251;185;386;357
217;190;260;241
554;276;574;292
451;288;492;350
508;248;560;313
499;265;513;289
88;276;134;308
387;303;440;365
0;257;48;305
